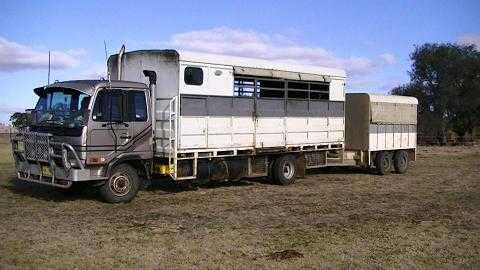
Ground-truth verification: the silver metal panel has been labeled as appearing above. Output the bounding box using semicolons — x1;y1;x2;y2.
370;102;417;124
233;98;254;117
309;100;329;116
287;100;309;117
180;96;207;116
207;96;233;116
256;99;285;117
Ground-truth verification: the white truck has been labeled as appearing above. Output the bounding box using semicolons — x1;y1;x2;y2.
11;48;417;203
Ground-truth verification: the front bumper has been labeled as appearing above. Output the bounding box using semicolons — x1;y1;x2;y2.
15;161;106;188
11;131;106;188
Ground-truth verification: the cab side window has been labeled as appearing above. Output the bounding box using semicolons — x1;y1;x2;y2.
92;90;123;122
126;91;147;122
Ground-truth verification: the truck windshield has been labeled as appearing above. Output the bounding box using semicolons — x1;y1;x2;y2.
33;88;91;128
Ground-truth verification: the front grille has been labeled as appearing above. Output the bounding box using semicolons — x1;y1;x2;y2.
21;132;51;162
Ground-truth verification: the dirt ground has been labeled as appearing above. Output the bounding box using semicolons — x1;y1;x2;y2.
0;135;479;269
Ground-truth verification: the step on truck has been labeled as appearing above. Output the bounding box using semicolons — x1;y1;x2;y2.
11;48;418;203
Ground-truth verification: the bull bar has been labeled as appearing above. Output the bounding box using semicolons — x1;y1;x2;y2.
10;131;102;188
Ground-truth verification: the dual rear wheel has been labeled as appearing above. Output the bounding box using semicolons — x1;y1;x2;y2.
375;150;409;175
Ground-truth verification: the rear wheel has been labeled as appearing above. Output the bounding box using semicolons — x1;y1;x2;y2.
100;164;140;203
393;150;409;174
375;151;392;175
272;155;297;185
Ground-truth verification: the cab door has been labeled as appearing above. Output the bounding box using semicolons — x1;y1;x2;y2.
87;89;131;162
124;89;151;155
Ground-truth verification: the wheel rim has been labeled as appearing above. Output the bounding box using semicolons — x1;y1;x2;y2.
110;174;131;196
283;161;295;179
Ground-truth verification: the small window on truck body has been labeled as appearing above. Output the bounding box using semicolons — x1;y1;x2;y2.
309;83;329;100
258;79;285;98
184;67;203;85
233;75;331;100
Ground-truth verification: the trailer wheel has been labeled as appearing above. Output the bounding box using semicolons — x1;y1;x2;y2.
100;164;140;203
393;150;409;174
273;155;297;185
375;151;392;175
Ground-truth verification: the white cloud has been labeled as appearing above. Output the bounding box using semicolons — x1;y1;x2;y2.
0;36;84;72
379;53;397;65
162;27;394;78
458;33;480;49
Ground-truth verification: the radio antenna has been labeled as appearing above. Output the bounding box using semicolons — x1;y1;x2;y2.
47;51;51;85
104;41;111;85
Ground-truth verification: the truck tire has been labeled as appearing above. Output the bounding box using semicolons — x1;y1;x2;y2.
273;155;297;185
100;164;140;203
393;150;409;174
375;151;392;175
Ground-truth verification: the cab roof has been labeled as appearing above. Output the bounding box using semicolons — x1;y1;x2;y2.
34;80;148;96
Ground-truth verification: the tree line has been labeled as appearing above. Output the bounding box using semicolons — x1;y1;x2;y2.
391;43;480;143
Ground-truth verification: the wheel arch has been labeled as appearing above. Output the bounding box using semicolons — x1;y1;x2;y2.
104;154;149;178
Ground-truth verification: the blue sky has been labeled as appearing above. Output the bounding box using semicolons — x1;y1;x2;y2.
1;0;479;123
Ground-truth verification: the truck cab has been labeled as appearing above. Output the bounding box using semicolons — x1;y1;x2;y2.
11;80;153;203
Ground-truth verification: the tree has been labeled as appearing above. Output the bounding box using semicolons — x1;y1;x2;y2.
9;112;33;128
390;43;480;141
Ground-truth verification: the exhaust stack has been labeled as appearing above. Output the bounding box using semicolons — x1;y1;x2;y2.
117;45;125;80
143;70;157;140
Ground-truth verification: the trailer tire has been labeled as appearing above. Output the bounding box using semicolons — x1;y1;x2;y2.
100;164;140;203
273;155;297;185
393;150;409;174
375;151;392;175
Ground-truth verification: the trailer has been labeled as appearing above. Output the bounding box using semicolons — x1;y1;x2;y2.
345;93;417;174
11;48;417;203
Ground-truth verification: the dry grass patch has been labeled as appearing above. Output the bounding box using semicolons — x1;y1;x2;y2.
0;136;479;269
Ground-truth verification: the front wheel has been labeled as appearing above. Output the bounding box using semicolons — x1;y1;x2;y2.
272;155;297;185
99;164;140;203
